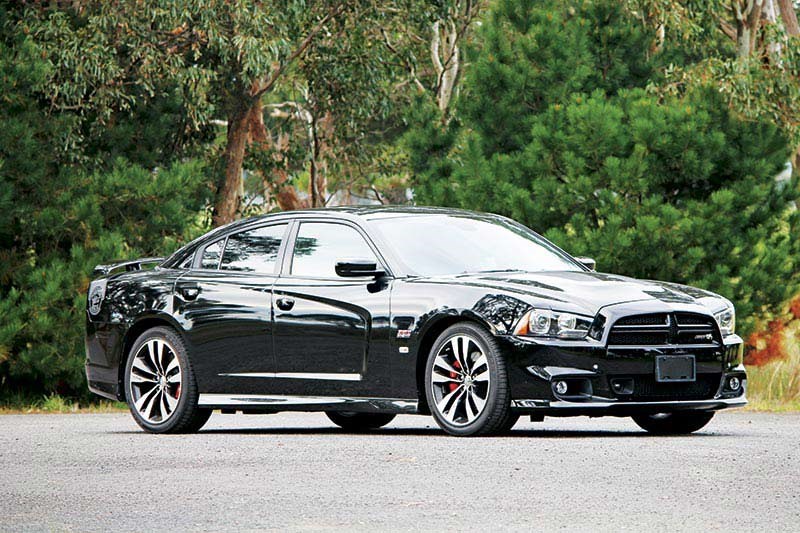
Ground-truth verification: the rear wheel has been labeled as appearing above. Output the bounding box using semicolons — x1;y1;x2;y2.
326;411;396;431
124;326;211;434
631;411;715;435
424;323;511;436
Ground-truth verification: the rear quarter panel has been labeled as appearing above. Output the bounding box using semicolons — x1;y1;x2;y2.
85;268;184;400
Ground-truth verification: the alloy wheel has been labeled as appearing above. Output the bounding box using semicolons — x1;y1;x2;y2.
128;338;182;424
430;334;491;426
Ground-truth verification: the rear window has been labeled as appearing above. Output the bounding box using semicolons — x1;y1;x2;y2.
200;240;223;269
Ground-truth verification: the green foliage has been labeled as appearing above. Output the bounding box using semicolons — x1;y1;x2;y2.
0;7;212;398
408;0;800;338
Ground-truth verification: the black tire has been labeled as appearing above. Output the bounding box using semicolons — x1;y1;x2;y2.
495;412;521;434
424;322;511;436
631;411;715;435
124;326;211;434
326;411;396;431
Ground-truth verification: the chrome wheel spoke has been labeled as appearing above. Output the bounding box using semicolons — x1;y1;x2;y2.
444;388;467;423
164;355;180;377
472;369;490;383
135;386;160;415
146;341;161;374
432;369;461;384
436;385;463;415
434;357;458;375
471;354;488;373
464;391;478;422
460;337;473;374
470;389;487;414
130;372;156;384
163;390;178;412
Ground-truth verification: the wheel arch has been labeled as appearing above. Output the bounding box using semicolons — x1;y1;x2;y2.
117;313;186;400
414;311;498;415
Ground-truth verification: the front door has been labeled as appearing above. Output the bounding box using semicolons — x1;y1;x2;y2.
271;221;392;396
175;222;289;394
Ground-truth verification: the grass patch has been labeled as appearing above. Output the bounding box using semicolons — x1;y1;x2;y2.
0;392;126;414
745;323;800;412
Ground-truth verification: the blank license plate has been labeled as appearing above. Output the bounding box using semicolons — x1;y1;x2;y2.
655;355;696;382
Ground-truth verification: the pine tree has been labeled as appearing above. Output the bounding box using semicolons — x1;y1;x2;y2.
407;0;800;338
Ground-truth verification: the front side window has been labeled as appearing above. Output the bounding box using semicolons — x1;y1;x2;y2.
220;224;288;273
200;239;224;269
291;222;377;277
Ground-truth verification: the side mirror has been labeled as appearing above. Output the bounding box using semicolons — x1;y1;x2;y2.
575;257;596;271
335;258;385;278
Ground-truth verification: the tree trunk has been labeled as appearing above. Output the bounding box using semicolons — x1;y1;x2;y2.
213;98;253;227
734;0;764;61
777;0;800;36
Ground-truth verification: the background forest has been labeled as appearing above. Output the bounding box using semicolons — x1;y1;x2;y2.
2;0;800;408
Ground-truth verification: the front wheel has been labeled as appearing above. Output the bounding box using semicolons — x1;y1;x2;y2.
124;326;211;434
631;411;715;435
326;411;396;431
424;323;511;436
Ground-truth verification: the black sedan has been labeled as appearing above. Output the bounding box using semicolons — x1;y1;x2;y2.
85;207;746;436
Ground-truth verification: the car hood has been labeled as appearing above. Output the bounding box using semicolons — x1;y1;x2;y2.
425;270;729;317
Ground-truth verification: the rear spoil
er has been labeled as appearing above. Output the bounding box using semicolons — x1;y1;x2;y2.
198;394;418;413
511;396;747;415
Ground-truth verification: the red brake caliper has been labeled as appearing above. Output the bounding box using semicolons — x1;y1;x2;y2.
449;359;461;391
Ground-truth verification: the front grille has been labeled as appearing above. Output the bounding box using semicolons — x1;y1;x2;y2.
617;374;721;401
608;331;669;345
608;312;718;346
614;314;669;326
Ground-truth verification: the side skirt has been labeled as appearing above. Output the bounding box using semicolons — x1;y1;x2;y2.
198;394;419;414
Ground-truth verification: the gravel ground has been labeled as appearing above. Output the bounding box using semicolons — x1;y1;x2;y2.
1;410;798;532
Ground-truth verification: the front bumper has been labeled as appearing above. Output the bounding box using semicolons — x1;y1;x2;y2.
501;332;747;417
511;396;747;417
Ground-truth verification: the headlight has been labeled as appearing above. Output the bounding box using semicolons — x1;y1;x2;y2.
714;305;735;336
513;308;592;339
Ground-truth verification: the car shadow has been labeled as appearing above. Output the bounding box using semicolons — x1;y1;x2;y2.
129;426;731;438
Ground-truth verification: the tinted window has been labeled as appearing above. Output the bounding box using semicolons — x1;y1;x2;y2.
200;240;223;269
177;253;194;269
220;224;287;273
368;215;580;276
292;223;377;277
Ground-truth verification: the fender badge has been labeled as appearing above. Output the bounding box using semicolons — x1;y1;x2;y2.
88;279;107;315
397;329;412;339
398;347;409;354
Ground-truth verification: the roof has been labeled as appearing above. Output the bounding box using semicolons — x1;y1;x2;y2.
161;206;503;268
246;205;492;222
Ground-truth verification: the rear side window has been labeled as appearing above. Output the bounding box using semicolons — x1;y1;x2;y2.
200;240;223;269
291;222;377;277
220;224;288;273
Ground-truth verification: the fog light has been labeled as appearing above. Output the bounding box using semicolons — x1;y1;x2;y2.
554;380;569;395
728;376;741;391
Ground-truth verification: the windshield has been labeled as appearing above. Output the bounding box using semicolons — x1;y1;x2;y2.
369;214;582;276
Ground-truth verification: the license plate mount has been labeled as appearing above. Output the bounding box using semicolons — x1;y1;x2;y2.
655;354;696;382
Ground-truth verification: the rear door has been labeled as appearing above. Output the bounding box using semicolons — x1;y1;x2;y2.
270;220;393;396
174;222;289;394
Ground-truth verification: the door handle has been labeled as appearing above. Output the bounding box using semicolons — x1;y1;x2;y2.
276;297;295;311
178;283;201;301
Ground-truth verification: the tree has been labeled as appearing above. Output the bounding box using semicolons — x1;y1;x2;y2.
0;5;211;399
407;0;800;338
